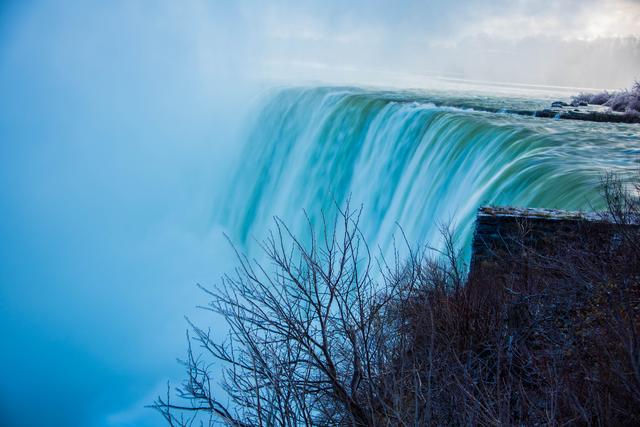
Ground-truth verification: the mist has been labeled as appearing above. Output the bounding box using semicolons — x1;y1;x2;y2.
0;2;253;426
0;1;638;426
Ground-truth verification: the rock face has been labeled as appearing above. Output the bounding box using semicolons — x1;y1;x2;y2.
469;206;631;279
468;205;639;366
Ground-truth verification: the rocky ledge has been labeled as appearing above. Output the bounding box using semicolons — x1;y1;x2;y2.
469;206;638;279
475;206;607;222
506;104;640;124
533;103;640;124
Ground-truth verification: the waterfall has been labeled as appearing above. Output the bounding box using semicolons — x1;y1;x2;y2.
218;86;640;260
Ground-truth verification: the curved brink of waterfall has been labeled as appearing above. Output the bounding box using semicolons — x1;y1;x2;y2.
218;86;640;261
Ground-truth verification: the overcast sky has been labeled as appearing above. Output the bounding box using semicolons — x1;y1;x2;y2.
250;0;640;88
3;0;639;89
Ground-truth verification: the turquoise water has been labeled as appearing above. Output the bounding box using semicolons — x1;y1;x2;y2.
219;86;640;260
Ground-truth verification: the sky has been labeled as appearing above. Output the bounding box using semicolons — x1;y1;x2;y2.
0;1;639;426
253;0;640;88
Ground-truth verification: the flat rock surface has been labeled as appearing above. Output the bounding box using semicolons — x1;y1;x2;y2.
478;206;608;222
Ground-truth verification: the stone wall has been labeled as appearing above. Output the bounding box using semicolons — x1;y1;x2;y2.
469;206;627;280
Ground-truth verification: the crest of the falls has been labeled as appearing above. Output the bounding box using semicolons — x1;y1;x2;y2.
218;86;640;260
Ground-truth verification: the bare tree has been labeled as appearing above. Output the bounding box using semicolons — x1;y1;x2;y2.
152;204;451;426
154;173;639;426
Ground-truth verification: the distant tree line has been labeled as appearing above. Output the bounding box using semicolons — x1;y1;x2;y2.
153;173;640;426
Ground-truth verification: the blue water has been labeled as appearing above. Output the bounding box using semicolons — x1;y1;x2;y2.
220;86;640;260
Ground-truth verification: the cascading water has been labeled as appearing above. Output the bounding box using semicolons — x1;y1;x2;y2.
218;86;640;260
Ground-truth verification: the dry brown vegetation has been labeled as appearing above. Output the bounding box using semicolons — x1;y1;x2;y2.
153;174;639;426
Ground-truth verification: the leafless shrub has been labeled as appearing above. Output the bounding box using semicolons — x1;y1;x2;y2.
152;204;455;426
154;174;639;426
464;171;640;425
